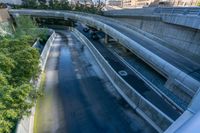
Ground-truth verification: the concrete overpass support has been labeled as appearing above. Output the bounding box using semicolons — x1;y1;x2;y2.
104;34;109;44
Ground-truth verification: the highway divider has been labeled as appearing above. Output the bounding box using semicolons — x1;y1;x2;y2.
73;28;173;133
16;31;56;133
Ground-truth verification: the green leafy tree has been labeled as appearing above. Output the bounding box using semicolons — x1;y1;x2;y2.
0;38;40;84
0;84;34;133
49;0;54;9
21;0;37;8
38;0;48;9
197;1;200;6
15;16;38;38
11;46;40;84
0;53;15;75
0;15;44;133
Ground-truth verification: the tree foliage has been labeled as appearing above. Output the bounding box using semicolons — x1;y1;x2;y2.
21;0;37;8
15;0;104;15
0;16;42;133
197;1;200;6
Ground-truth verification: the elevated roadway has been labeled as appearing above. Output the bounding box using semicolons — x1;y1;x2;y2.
9;9;200;96
76;25;182;120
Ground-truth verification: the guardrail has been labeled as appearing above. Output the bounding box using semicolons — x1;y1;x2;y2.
40;31;56;71
73;28;173;132
16;31;56;133
154;7;200;16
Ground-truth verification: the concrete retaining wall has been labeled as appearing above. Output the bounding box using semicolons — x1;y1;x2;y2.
16;31;56;133
104;7;200;29
104;8;200;61
40;31;56;71
73;28;173;132
109;17;200;61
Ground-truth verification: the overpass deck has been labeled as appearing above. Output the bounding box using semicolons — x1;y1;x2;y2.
95;18;200;82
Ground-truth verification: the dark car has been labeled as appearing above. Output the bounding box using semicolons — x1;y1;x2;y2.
83;28;90;32
91;32;99;40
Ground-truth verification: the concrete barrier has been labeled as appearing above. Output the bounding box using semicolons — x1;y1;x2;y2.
73;28;173;132
40;31;56;71
104;7;200;30
16;31;56;133
104;8;200;58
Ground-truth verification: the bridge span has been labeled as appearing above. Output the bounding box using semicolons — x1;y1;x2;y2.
9;9;200;97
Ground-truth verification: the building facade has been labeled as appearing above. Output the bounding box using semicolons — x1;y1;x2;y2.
108;0;199;7
108;0;123;6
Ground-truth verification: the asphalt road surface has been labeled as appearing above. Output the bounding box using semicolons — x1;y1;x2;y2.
34;30;157;133
76;25;182;120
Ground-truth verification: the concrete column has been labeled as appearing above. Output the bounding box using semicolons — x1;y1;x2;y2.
105;34;109;44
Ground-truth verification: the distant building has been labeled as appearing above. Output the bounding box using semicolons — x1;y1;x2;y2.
69;0;94;5
135;0;155;7
122;0;135;7
170;0;199;6
108;0;199;7
108;0;122;6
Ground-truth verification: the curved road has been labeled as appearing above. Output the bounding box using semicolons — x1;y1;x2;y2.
76;26;181;120
34;30;156;133
96;18;200;81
